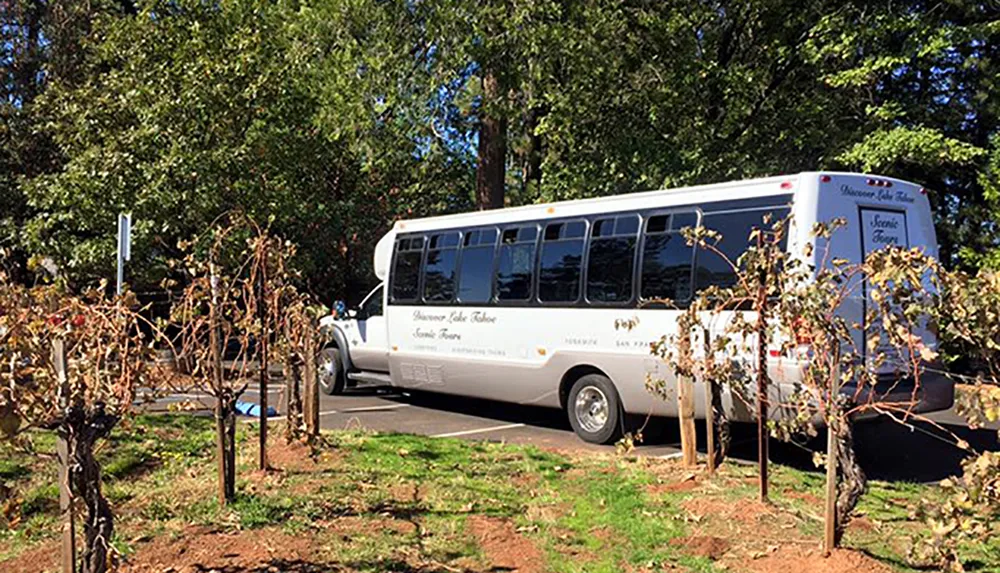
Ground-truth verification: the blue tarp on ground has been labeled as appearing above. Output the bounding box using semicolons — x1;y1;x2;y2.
234;401;278;417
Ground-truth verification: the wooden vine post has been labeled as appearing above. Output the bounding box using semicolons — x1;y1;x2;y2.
824;344;842;555
677;321;697;467
702;328;716;476
53;339;76;573
755;232;770;502
257;241;269;471
303;318;320;439
208;264;229;505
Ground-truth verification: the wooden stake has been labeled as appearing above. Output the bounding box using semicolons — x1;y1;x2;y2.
257;244;269;471
677;323;697;467
209;264;227;506
304;324;320;438
678;373;697;467
703;328;716;476
824;345;842;555
755;235;770;503
53;340;76;573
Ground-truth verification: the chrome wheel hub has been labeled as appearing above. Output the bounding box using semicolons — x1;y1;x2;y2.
575;386;609;433
319;351;337;388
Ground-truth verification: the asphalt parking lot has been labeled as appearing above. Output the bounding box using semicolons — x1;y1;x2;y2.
145;382;999;483
313;386;684;455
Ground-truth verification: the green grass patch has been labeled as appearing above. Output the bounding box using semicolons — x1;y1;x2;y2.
0;415;995;573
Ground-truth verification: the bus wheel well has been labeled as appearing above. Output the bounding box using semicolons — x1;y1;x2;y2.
559;365;610;409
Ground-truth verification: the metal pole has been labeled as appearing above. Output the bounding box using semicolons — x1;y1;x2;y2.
116;216;124;296
116;213;131;296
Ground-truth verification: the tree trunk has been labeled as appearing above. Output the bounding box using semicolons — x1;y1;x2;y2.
64;405;118;573
834;417;866;546
223;392;236;499
476;69;507;210
702;328;729;473
284;354;303;443
520;105;544;199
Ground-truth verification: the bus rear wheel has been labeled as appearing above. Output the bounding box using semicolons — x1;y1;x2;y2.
567;374;623;444
318;347;345;395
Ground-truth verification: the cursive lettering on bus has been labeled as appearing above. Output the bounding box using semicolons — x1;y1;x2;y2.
470;311;497;324
840;184;914;204
413;310;448;322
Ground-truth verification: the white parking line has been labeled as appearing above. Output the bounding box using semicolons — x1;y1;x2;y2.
431;423;526;438
340;404;412;413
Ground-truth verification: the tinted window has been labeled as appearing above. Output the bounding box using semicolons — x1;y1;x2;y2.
496;225;537;301
360;285;383;317
640;213;696;303
458;228;497;303
539;221;585;302
587;215;639;303
696;208;789;291
423;232;460;302
391;236;424;303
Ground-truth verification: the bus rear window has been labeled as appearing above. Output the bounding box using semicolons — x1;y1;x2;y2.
391;236;425;303
696;208;789;291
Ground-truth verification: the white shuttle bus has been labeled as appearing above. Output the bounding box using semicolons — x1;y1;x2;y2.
320;172;954;444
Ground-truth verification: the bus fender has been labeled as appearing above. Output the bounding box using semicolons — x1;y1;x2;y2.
325;325;355;376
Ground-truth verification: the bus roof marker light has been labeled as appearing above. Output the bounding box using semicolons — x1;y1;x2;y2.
546;207;555;214
920;187;928;195
780;181;794;190
866;179;876;186
820;175;832;183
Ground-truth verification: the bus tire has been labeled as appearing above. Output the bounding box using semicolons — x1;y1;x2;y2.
318;347;345;395
567;374;623;444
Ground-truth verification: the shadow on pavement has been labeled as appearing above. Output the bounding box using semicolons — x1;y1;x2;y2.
372;388;999;483
725;416;1000;483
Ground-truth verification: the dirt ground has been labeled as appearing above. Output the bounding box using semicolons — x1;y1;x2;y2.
0;417;961;573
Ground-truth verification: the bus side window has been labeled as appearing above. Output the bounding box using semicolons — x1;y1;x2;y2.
640;213;695;303
391;235;425;303
457;228;497;304
496;225;537;301
539;220;586;303
695;208;789;292
423;232;460;303
586;214;638;304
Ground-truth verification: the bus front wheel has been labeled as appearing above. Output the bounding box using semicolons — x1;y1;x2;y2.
567;374;623;444
318;347;345;395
